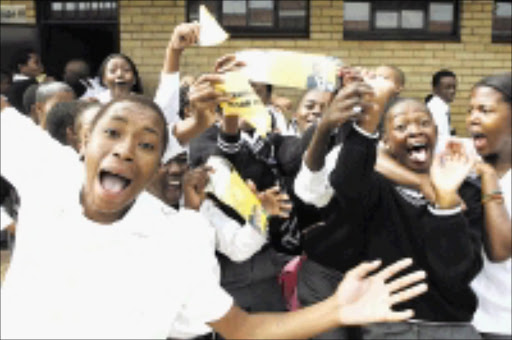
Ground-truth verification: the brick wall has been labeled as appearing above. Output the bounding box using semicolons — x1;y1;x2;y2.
4;0;511;135
120;0;511;135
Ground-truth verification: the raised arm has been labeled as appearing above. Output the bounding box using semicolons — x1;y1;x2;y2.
210;258;427;340
474;161;511;261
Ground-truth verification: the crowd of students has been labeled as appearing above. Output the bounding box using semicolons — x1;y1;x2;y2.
0;22;510;340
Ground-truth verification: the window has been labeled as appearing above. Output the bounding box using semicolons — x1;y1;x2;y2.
343;1;460;41
187;0;309;38
493;1;512;42
39;1;118;23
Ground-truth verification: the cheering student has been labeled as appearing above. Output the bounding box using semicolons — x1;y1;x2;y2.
295;72;484;339
468;72;511;340
1;94;426;340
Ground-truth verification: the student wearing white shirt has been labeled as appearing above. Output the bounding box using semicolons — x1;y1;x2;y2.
1;94;428;339
468;73;512;340
426;69;457;151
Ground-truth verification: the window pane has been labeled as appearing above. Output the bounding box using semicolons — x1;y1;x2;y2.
249;0;273;27
375;11;399;29
344;2;370;31
279;0;307;29
401;10;423;29
429;3;453;33
223;0;247;26
188;0;220;22
493;1;512;41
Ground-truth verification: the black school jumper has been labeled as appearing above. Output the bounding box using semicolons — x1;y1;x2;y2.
308;124;484;323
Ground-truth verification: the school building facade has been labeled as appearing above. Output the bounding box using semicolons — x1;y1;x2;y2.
1;0;511;135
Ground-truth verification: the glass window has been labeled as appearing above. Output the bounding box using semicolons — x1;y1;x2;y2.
187;0;309;38
493;1;512;42
343;1;459;41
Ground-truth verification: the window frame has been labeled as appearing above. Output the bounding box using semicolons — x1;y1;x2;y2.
186;0;310;39
492;0;512;43
37;0;119;25
343;0;461;41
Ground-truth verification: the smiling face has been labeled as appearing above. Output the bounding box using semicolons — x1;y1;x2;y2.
434;76;457;104
102;57;136;95
383;99;437;173
147;152;189;207
294;90;333;134
82;101;165;223
467;86;512;162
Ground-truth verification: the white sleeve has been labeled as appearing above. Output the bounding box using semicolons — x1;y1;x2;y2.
199;199;267;262
293;144;341;208
427;99;450;138
154;72;180;126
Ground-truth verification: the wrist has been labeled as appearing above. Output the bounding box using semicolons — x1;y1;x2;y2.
433;190;460;209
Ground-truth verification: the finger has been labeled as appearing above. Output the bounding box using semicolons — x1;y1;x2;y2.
387;270;427;294
194;73;225;86
385;309;415;322
375;258;413;281
214;54;236;72
390;283;428;305
346;259;382;280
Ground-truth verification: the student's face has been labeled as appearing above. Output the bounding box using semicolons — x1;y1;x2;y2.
384;101;437;173
435;76;457;103
149;152;189;206
375;66;402;95
20;53;44;78
467;86;512;159
38;91;75;130
103;57;135;94
83;102;164;218
295;90;332;134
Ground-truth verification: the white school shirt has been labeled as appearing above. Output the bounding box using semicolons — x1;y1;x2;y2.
427;95;451;153
471;169;512;335
0;108;232;339
200;199;267;263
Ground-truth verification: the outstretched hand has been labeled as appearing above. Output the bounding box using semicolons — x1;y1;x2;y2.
336;258;428;326
430;141;475;209
247;181;292;218
214;54;247;74
188;74;230;126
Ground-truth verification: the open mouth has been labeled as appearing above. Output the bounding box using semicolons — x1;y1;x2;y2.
99;170;132;194
114;80;128;86
471;132;487;149
407;143;429;163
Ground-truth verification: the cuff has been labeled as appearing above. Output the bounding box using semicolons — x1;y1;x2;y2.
427;204;463;216
218;131;242;154
353;122;380;140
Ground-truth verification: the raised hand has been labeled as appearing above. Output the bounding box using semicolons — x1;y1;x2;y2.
170;22;200;51
336;258;428;326
188;74;230;126
214;54;247;74
430;142;475;209
320;81;375;131
247;181;293;219
183;166;213;210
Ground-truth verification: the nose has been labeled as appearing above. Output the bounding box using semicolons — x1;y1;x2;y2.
467;110;481;126
407;123;421;136
112;138;135;162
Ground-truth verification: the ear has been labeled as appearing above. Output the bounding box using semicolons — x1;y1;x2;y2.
35;102;45;128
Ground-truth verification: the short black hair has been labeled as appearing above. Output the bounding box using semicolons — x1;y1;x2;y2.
90;94;169;157
46;101;80;145
97;53;143;94
432;69;456;88
10;48;37;73
474;72;512;106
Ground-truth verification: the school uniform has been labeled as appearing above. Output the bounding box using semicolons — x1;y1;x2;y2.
295;123;484;338
0;107;233;339
471;169;511;338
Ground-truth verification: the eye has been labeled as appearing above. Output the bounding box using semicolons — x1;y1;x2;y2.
421;119;432;128
104;128;120;139
395;124;406;132
139;142;155;151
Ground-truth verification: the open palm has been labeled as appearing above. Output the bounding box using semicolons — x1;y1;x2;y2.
336;258;427;326
430;150;475;195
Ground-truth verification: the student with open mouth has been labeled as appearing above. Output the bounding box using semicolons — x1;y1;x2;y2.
295;72;485;339
1;94;428;339
468;72;511;340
